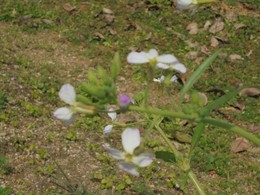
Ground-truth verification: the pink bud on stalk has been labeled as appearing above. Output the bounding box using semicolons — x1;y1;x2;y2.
119;94;134;108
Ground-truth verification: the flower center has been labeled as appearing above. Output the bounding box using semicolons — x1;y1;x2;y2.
149;57;157;65
124;153;133;162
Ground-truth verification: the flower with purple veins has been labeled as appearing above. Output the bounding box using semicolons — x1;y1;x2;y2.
104;128;153;176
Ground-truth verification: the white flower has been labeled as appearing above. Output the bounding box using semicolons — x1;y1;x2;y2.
54;84;96;122
108;108;117;121
103;125;113;135
170;75;178;83
54;84;76;121
104;128;153;176
103;108;117;134
127;49;187;73
156;62;187;73
153;75;165;83
177;0;216;10
127;49;177;67
153;75;178;83
177;0;193;10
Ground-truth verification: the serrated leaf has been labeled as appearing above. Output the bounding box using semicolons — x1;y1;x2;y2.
155;151;176;163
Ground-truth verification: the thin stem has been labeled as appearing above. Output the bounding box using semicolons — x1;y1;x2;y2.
129;106;198;121
144;116;163;141
155;124;181;156
143;64;154;107
194;0;216;4
129;106;260;146
201;118;260;146
155;122;206;195
143;82;150;107
143;109;205;195
188;170;206;195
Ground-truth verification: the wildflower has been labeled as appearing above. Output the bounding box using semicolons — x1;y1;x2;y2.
108;108;117;121
177;0;216;10
119;94;134;108
177;0;193;10
103;124;113;135
156;62;187;73
127;49;186;73
103;108;117;135
153;75;178;83
153;75;165;83
54;84;95;121
104;128;153;176
170;75;178;83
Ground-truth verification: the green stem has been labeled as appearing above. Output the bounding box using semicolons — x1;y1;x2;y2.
201;118;260;146
193;0;216;4
143;82;150;107
155;124;180;156
155;122;205;195
188;170;206;195
143;64;155;107
144;116;163;141
129;106;198;121
144;110;205;194
129;106;260;146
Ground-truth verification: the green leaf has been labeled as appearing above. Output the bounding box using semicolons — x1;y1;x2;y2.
97;66;107;79
180;51;219;100
201;88;241;116
110;52;120;80
0;154;7;165
81;83;106;98
155;151;176;163
77;95;93;105
189;122;205;158
87;70;99;84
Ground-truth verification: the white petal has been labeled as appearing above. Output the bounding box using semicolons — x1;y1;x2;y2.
160;75;165;82
170;63;187;73
158;55;178;64
132;153;153;167
127;52;149;64
153;75;165;83
108;108;117;121
53;107;74;121
105;147;124;160
156;63;170;69
122;128;140;154
170;75;178;83
103;125;113;134
118;162;139;176
59;84;76;105
153;78;161;83
147;49;158;58
177;0;193;10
